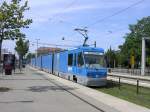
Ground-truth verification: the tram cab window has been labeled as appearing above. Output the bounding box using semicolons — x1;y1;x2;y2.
84;52;105;69
68;54;73;66
77;52;84;67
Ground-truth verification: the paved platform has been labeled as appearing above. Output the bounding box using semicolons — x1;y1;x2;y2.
0;68;114;112
1;67;150;112
30;67;150;112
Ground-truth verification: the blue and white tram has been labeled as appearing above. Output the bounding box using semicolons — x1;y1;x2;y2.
31;46;107;87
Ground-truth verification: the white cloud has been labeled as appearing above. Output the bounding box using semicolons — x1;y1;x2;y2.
26;0;148;24
26;1;100;24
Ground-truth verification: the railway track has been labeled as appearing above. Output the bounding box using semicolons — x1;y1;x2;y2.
108;73;150;88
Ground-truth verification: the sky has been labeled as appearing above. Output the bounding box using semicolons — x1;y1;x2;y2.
1;0;150;53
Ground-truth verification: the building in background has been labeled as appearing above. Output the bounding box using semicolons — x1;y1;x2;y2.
37;47;63;55
1;49;9;62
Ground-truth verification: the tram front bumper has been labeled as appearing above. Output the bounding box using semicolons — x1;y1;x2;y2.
86;78;107;87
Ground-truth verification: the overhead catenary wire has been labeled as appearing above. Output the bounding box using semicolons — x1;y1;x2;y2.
30;40;96;49
49;0;78;22
31;0;146;49
62;37;83;43
87;0;145;28
63;0;77;9
48;0;79;42
30;1;80;49
54;0;145;29
30;41;79;48
58;20;77;29
61;0;145;46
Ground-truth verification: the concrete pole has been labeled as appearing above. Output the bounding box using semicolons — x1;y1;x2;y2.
141;37;145;76
35;39;40;66
114;60;116;68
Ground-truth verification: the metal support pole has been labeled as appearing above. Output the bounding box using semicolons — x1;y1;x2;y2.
137;79;139;94
114;60;116;68
141;37;145;76
94;41;96;48
119;77;121;90
35;39;40;66
36;39;39;59
36;39;40;64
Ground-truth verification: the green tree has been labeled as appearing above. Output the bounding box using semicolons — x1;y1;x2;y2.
0;0;32;61
26;53;35;63
119;16;150;68
15;37;29;68
105;47;117;68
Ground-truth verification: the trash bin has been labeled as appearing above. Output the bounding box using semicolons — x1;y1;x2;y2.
4;64;12;75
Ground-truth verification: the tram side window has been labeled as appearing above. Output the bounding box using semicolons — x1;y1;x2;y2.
77;52;84;67
68;54;73;66
73;54;77;66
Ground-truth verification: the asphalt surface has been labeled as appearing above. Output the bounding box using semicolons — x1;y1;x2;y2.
0;68;104;112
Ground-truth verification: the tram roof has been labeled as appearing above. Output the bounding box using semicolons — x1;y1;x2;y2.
69;46;104;53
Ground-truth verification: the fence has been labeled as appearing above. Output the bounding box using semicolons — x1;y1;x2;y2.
108;74;150;94
109;68;150;76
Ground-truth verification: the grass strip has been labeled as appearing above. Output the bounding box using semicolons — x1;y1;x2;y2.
94;81;150;109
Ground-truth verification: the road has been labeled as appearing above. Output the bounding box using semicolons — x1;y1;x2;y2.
0;68;104;112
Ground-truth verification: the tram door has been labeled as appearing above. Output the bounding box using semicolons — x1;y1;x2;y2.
76;52;85;76
72;53;77;74
68;53;73;73
68;53;77;76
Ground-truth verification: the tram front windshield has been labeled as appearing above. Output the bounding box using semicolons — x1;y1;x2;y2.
84;52;105;69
